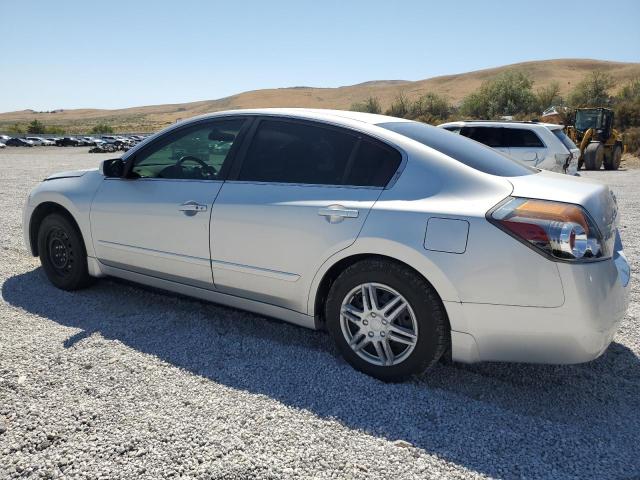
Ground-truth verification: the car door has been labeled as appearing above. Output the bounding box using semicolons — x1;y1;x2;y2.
460;126;511;156
502;127;547;167
210;117;402;313
90;118;249;288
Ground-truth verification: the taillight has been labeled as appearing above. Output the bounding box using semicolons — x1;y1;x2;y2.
489;197;606;261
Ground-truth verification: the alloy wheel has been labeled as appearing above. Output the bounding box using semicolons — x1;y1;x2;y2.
340;282;418;367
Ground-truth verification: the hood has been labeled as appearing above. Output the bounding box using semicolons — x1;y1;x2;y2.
44;168;96;181
508;170;618;239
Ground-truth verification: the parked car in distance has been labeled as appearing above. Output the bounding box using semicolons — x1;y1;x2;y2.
438;121;579;175
46;137;62;144
82;137;105;146
26;136;55;146
0;134;12;143
55;137;80;147
23;109;629;381
6;137;34;147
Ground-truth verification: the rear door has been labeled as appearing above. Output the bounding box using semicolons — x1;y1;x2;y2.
210;117;402;313
91;118;248;288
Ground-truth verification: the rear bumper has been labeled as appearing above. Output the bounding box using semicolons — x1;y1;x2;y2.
448;249;630;364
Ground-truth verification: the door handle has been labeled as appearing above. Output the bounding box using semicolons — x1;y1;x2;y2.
318;205;359;223
179;201;208;216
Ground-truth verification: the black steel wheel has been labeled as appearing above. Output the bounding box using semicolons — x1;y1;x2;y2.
37;213;93;290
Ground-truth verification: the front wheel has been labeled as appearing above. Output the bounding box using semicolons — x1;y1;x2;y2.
325;259;449;381
37;213;93;291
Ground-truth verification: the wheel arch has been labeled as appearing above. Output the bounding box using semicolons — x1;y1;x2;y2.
29;202;86;257
311;252;454;336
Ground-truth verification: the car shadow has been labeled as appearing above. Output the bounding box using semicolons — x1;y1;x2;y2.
3;268;640;478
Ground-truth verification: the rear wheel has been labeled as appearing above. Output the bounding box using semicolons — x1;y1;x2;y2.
604;145;622;170
325;259;448;382
37;213;93;291
583;142;604;170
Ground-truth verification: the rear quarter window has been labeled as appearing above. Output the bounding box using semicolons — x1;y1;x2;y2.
502;128;545;148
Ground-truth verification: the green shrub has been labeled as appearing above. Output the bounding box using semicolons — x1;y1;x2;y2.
460;70;537;119
27;119;46;134
350;96;381;114
568;71;614;107
409;93;451;124
91;123;114;134
385;92;411;118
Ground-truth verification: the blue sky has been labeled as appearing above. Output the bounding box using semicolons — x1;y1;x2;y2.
2;0;639;112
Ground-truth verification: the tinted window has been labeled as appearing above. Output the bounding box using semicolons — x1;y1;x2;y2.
502;128;545;148
344;140;402;187
441;125;461;134
131;119;245;180
552;128;577;151
239;120;357;185
460;126;504;147
378;121;536;177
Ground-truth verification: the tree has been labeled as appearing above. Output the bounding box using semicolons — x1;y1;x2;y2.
350;96;382;114
27;119;46;134
536;81;561;111
385;92;411;118
568;71;614;107
409;92;452;123
91;123;114;134
460;70;537;118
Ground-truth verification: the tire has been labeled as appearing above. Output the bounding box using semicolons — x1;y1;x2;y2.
604;145;622;170
37;213;93;291
325;259;448;382
583;142;604;170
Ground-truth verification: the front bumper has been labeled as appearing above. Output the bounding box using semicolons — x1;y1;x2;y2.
448;242;630;364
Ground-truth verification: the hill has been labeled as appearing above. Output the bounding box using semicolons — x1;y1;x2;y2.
2;59;639;133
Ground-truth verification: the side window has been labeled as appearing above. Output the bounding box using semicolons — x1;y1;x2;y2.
238;120;358;185
344;140;402;187
130;119;246;180
503;128;545;148
460;127;504;148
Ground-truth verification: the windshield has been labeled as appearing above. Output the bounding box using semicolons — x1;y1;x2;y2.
575;110;600;132
552;128;577;151
378;121;537;177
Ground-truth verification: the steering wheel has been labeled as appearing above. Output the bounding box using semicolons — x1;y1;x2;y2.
177;155;217;177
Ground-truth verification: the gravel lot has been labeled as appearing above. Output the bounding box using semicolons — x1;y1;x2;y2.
1;147;639;479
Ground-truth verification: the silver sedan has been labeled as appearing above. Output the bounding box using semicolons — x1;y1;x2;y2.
23;109;630;381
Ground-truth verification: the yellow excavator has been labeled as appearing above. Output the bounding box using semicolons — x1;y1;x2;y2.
566;108;625;170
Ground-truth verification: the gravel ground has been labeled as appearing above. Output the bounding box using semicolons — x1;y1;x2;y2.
1;147;639;479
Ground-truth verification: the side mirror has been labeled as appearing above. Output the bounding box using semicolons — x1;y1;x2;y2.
100;158;125;178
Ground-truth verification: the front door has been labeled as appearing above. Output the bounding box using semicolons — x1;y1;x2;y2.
91;118;248;288
210;118;402;313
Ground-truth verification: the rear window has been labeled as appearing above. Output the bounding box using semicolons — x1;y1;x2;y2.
379;121;536;177
552;128;578;151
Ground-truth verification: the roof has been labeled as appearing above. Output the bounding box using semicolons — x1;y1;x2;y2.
191;108;413;126
438;120;564;130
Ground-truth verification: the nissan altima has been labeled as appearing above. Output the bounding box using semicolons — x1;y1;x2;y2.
23;109;630;381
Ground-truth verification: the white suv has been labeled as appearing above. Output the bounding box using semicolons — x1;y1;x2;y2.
438;121;579;175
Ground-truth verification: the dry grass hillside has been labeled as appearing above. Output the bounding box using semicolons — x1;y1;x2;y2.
2;59;639;133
